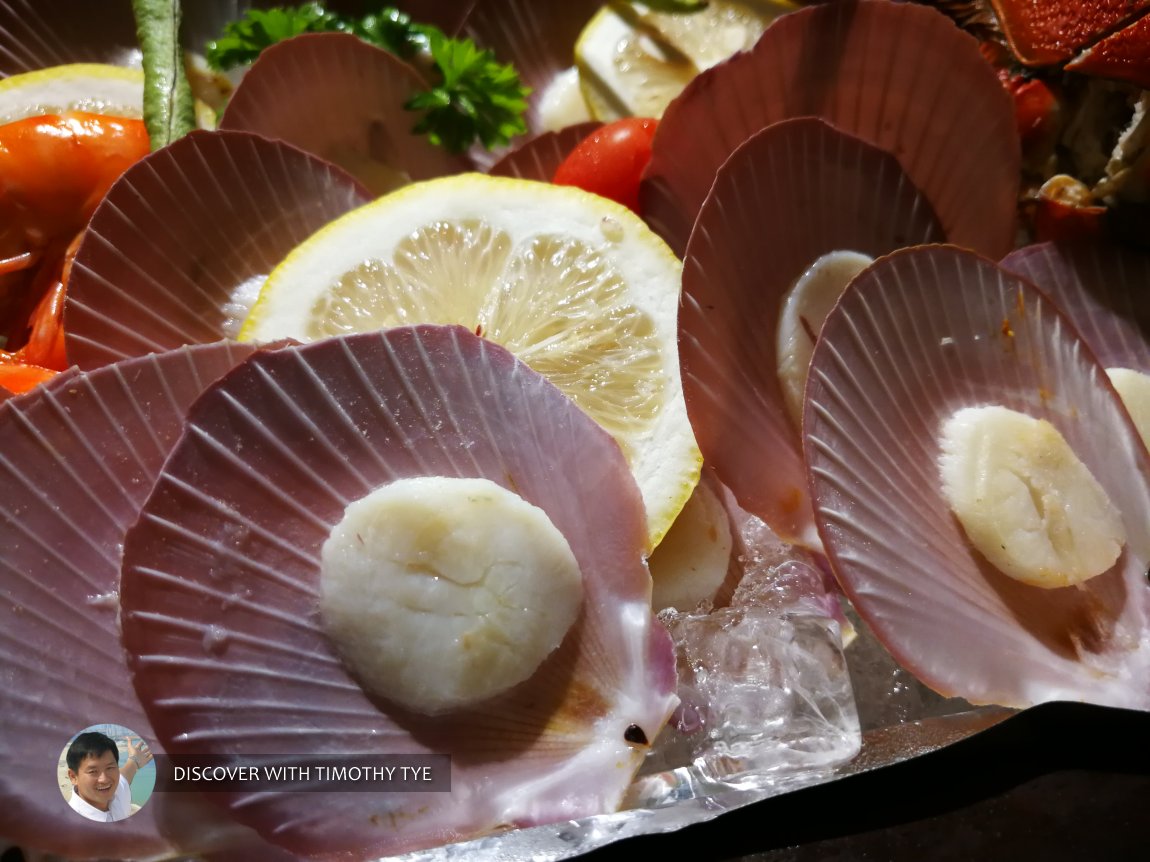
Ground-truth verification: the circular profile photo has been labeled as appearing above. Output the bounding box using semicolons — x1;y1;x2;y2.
59;724;155;822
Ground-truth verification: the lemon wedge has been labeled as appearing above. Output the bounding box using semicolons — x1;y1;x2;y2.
0;63;144;123
574;1;796;121
241;174;701;546
576;6;695;122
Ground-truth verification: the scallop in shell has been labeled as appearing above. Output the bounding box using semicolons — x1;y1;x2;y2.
681;116;943;549
1003;239;1150;447
120;324;678;859
0;342;288;859
804;244;1150;709
0;0;137;73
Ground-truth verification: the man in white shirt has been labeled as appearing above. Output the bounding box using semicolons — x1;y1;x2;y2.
65;731;152;823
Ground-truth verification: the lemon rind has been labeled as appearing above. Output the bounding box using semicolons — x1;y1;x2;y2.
0;63;144;123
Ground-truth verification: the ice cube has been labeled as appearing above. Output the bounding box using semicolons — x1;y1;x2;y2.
644;606;861;788
721;490;842;621
730;555;839;619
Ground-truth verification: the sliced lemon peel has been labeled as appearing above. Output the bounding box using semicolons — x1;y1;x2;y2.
242;174;701;546
0;63;144;123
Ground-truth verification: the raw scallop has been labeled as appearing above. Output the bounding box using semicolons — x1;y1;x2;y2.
121;325;678;860
804;244;1150;709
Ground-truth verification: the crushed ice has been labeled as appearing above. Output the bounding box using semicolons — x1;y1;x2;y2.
636;496;861;799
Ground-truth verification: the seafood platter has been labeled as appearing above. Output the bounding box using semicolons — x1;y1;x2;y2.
1;0;1149;859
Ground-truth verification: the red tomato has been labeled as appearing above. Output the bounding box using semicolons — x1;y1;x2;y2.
552;117;659;213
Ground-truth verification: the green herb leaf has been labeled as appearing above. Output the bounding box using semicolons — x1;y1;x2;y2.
406;29;529;153
205;3;344;71
350;7;430;60
205;4;530;154
131;0;197;150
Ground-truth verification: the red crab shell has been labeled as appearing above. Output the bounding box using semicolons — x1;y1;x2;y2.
989;0;1150;88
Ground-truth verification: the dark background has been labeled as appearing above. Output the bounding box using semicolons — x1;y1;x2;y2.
577;703;1150;862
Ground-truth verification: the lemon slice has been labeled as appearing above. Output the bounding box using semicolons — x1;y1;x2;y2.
0;63;144;124
241;174;701;547
574;2;796;122
0;62;217;129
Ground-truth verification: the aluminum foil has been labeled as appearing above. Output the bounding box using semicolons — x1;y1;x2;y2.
391;707;1017;862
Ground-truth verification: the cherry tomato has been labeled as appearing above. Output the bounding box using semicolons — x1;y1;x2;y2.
552;117;659;214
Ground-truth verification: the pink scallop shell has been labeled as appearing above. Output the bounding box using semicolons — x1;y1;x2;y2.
65;129;371;369
804;244;1150;709
0;0;136;73
642;0;1019;257
488;121;601;181
219;32;469;193
1002;239;1150;372
0;342;281;859
121;325;678;860
682;117;943;548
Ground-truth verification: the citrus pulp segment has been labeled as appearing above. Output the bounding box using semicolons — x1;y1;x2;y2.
240;173;701;546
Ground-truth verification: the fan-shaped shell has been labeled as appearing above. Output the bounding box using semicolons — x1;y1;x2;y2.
0;342;272;858
65;129;371;369
488;121;601;181
121;325;678;860
219;32;468;194
682;117;943;548
642;0;1019;257
1002;239;1150;372
0;0;137;74
804;245;1150;709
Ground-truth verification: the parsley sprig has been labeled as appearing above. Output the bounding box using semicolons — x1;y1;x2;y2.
206;4;528;154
